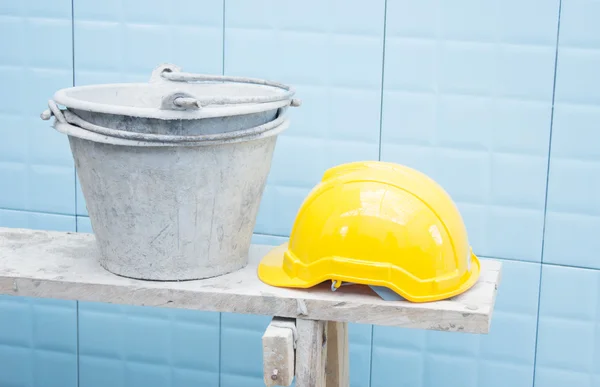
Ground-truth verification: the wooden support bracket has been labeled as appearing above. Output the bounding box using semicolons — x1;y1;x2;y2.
263;318;349;387
263;317;296;386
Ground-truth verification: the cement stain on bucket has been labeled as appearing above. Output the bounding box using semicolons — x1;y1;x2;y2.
41;64;301;281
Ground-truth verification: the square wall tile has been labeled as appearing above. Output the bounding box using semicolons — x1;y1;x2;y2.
349;323;373;387
0;296;77;387
77;215;94;234
220;313;272;387
225;0;385;236
380;0;560;262
74;0;223;85
544;0;600;268
371;259;540;387
79;302;220;387
0;0;75;215
0;208;76;232
76;215;93;233
534;264;600;387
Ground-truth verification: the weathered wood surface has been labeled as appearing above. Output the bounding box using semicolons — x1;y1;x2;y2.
0;228;502;333
325;322;349;387
262;317;296;386
296;319;327;387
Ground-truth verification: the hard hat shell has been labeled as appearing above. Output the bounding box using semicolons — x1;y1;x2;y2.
257;161;481;303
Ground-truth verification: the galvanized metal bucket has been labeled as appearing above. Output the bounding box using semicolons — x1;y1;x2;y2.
41;64;300;281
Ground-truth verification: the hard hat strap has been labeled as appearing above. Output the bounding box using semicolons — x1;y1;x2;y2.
330;280;355;292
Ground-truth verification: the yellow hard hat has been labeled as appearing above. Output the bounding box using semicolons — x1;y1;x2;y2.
257;161;481;303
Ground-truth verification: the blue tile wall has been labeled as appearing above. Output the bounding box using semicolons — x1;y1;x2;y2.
0;297;78;387
73;0;223;85
544;0;600;269
78;303;220;387
0;0;75;215
220;313;272;387
535;265;600;387
0;208;76;232
3;0;600;386
76;215;92;233
380;0;560;263
349;324;373;387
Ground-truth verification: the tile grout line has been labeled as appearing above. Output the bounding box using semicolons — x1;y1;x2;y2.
371;1;388;386
219;3;225;385
377;0;388;162
0;206;75;218
532;0;563;385
71;0;75;88
70;2;81;386
368;324;375;387
254;231;288;238
71;0;78;234
222;0;226;77
76;299;80;387
218;312;222;387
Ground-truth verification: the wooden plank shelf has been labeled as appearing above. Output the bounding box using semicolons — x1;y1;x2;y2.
0;227;501;334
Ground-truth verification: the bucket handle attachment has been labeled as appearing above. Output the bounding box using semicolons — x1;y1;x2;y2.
40;100;66;123
160;91;201;111
151;63;302;108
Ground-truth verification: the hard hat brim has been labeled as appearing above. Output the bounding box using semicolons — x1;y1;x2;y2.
257;243;315;288
257;243;482;303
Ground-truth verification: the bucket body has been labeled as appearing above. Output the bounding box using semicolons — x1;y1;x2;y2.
71;123;277;280
41;63;300;281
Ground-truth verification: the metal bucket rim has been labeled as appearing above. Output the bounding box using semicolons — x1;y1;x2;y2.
54;117;290;147
61;108;288;143
53;84;292;121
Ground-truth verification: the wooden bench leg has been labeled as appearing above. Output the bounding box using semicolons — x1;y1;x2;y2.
325;321;349;387
263;318;350;387
296;319;328;387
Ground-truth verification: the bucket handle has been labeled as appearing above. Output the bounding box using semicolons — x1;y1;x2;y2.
151;63;302;108
50;115;290;147
40;99;288;144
